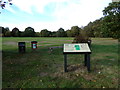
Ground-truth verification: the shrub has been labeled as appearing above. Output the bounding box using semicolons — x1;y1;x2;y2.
72;30;91;47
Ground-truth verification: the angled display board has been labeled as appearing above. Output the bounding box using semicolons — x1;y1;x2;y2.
63;43;91;72
63;43;91;54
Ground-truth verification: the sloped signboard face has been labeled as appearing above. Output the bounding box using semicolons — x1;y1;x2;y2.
63;43;91;53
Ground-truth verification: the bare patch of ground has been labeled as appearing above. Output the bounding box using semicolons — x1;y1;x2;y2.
39;72;48;77
51;64;96;81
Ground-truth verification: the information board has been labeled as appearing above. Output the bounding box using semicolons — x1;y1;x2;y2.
64;43;91;53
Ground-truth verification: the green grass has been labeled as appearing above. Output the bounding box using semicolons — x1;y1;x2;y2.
2;37;119;88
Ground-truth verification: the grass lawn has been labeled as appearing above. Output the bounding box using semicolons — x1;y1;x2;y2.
2;37;119;88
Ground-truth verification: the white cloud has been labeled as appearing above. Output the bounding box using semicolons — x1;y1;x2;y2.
52;0;112;27
7;0;112;16
1;0;112;32
12;0;35;14
12;0;69;14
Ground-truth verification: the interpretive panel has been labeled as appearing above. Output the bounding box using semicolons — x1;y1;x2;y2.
64;43;91;53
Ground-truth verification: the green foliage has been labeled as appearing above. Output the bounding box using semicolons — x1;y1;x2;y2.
56;28;67;37
83;2;120;39
92;18;103;37
40;29;51;37
1;27;11;37
5;30;11;37
1;26;5;36
73;30;90;43
84;22;95;37
66;30;72;37
50;31;57;37
103;2;120;16
11;27;20;37
35;32;41;37
24;27;36;37
71;26;80;37
102;2;120;39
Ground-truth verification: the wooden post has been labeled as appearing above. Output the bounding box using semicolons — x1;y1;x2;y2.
87;54;90;72
84;54;87;66
64;54;67;72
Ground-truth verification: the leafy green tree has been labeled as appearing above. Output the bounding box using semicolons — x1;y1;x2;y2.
5;30;11;37
56;28;67;37
24;27;35;37
66;30;72;37
92;18;103;37
19;31;24;37
83;18;110;38
51;31;57;37
0;27;11;37
2;27;11;37
71;26;80;37
35;32;40;37
102;2;120;38
40;29;50;37
11;27;20;37
0;26;2;36
84;22;95;37
73;30;90;43
0;26;5;36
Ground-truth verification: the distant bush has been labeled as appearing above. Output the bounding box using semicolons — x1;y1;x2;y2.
73;30;91;46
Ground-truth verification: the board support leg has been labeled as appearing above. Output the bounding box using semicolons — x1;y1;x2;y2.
87;54;90;72
84;54;87;66
64;54;67;72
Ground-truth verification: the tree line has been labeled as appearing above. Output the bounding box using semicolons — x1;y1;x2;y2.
0;26;82;37
0;2;120;39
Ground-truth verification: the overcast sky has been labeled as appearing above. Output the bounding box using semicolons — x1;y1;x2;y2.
0;0;112;32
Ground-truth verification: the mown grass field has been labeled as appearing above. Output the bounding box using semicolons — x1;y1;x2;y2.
2;37;119;88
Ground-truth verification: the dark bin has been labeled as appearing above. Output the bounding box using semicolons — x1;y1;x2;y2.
18;42;26;53
31;41;37;49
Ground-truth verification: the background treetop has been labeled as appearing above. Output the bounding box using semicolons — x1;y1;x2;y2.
103;2;120;16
